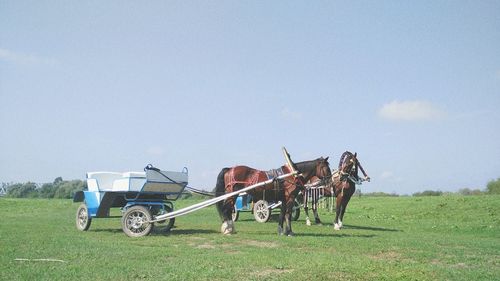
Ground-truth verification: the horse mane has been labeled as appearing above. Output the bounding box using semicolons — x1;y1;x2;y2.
295;158;323;172
294;157;329;182
338;151;353;170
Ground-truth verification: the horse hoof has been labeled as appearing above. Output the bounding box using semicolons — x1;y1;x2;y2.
306;219;311;226
221;221;236;235
334;224;341;231
221;222;228;234
287;232;295;237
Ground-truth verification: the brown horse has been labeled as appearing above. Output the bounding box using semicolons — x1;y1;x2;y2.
303;151;370;230
214;157;331;236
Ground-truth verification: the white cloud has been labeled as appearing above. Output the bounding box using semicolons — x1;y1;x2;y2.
0;48;59;66
281;107;302;121
378;100;445;121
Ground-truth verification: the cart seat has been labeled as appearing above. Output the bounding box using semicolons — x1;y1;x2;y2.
86;172;123;191
86;171;146;192
112;172;146;191
122;172;146;178
142;169;188;194
86;169;188;194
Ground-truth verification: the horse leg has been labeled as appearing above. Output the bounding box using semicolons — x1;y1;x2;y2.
277;200;286;235
339;194;352;229
284;199;294;236
313;206;322;225
221;196;236;235
313;190;322;225
334;195;343;230
304;206;312;226
303;190;311;226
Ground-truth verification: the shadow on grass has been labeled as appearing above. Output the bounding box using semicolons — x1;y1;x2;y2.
90;227;219;236
169;229;219;235
235;218;257;222
298;223;401;233
298;232;376;238
343;224;401;232
91;228;123;233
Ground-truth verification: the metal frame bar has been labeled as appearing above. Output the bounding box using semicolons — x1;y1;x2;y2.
150;170;298;222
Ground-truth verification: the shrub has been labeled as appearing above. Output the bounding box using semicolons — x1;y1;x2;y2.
458;188;483;196
413;190;442;197
486;178;500;194
6;182;39;198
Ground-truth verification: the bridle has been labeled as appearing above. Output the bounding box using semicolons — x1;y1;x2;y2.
316;159;332;187
338;154;370;184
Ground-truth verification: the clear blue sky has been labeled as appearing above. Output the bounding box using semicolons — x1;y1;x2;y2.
1;1;499;194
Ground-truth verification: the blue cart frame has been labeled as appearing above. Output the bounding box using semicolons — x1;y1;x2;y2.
73;165;188;237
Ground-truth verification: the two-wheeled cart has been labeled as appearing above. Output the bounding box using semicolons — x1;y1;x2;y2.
73;165;188;237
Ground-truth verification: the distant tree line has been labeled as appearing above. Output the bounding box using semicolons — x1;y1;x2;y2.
411;178;500;196
2;177;86;199
2;178;500;199
356;178;500;197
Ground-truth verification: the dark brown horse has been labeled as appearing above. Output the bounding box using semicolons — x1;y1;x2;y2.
214;157;331;236
303;151;370;230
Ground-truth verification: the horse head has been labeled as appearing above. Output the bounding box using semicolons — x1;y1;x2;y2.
316;156;332;182
338;151;370;182
338;151;357;178
296;157;331;183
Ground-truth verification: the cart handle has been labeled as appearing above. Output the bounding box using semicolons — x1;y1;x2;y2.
144;164;160;172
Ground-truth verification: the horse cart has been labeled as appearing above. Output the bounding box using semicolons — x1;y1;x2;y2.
73;165;188;237
74;147;320;237
233;192;301;223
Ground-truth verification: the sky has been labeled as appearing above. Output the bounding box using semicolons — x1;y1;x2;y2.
1;1;499;194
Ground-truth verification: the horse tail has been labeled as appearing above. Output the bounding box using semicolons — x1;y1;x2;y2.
213;167;230;220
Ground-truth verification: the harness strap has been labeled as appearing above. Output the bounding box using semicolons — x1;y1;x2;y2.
358;161;369;178
225;169;260;190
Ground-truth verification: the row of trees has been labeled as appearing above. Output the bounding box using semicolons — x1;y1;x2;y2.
2;177;86;199
2;178;500;199
412;178;500;196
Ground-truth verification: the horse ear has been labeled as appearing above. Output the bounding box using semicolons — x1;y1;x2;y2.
325;156;329;161
354;152;357;157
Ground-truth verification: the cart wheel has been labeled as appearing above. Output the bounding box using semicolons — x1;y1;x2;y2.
291;200;300;221
153;205;175;233
76;203;92;231
122;206;153;237
253;200;271;223
232;206;240;222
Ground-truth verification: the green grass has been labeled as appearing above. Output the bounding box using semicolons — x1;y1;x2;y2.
1;195;499;280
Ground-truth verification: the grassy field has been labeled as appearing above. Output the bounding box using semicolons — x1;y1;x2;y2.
0;195;499;281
